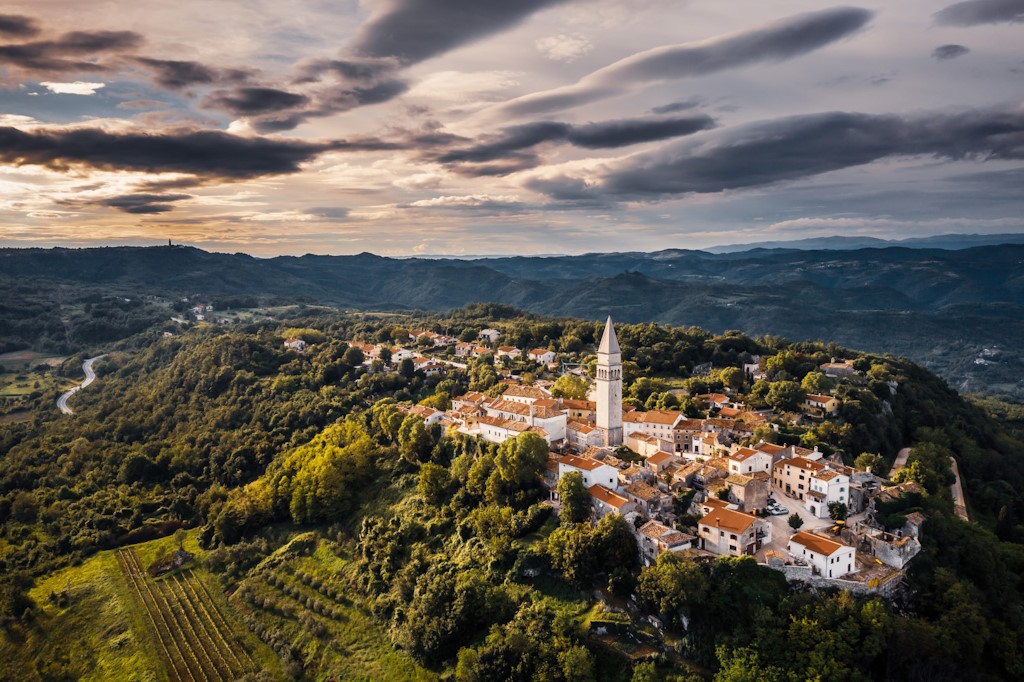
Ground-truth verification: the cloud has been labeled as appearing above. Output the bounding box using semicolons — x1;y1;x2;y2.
407;70;521;102
934;0;1024;26
116;99;167;110
0;126;335;180
651;98;704;114
932;44;971;60
408;193;522;208
307;206;351;220
134;57;251;90
351;0;570;65
434;114;716;173
40;81;106;95
488;7;874;119
0;14;40;38
232;1;571;132
99;193;192;214
536;33;593;62
526;107;1024;201
203;87;310;116
0;30;142;75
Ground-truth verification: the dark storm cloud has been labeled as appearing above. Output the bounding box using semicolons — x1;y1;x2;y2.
99;193;192;214
0;29;142;73
0;126;333;179
203;87;310;116
932;44;971;60
0;14;40;37
934;0;1024;26
351;0;569;65
435;115;715;171
134;57;251;90
496;7;874;118
527;108;1024;200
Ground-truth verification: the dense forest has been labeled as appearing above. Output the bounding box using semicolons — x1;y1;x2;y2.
2;305;1024;680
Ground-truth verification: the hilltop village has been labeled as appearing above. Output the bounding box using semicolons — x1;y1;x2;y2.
322;318;925;594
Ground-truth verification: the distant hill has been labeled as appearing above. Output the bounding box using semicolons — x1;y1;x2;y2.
2;243;1024;399
706;232;1024;253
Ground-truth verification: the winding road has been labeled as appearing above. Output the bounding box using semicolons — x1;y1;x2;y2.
888;447;911;478
949;457;969;522
57;354;106;415
889;445;969;522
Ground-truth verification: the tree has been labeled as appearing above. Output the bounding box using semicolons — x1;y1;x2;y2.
720;366;744;391
636;553;709;629
557;471;590;524
399;357;416;378
420;391;451;411
342;345;364;367
552;373;589;400
854;452;885;474
548;523;598;586
10;492;39;523
493;432;548;490
593;513;638;574
398;415;432;464
766;381;804;412
631;662;658;682
788;513;805;531
371;399;403;441
174;527;187;552
419;462;452;505
801;371;833;394
828;502;848;522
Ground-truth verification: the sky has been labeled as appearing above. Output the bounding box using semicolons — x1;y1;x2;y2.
0;0;1022;256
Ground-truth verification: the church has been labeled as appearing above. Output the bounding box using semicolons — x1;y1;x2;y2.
595;316;623;447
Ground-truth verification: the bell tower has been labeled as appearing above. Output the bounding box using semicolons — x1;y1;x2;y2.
595;316;622;447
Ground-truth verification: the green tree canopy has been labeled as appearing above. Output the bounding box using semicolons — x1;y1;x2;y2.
557;471;590;525
552;373;589;400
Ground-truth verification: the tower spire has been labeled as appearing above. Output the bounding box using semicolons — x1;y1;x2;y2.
596;316;622;447
598;315;620;354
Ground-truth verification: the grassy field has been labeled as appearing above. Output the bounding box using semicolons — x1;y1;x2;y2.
0;370;77;415
2;531;281;682
0;350;68;370
235;533;438;681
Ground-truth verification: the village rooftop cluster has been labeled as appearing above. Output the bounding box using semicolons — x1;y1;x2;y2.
289;318;925;594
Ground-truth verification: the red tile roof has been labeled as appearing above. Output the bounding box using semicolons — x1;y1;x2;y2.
588;484;630;508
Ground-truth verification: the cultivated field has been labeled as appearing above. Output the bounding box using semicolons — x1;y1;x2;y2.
4;532;279;681
117;548;258;682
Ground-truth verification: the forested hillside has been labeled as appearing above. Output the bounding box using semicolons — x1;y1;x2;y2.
2;307;1024;680
2;243;1023;399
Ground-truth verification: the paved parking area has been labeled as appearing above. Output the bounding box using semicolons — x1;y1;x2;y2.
757;487;867;560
